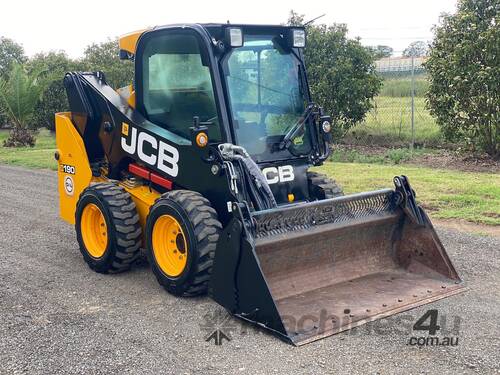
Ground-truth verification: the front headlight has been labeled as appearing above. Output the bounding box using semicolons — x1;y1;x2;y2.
322;121;331;133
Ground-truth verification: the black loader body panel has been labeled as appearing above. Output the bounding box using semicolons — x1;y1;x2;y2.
64;72;237;225
258;160;310;204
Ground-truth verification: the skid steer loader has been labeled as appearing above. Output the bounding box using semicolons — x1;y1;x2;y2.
55;23;465;345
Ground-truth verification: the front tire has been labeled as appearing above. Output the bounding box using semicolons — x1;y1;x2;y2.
146;190;222;296
307;171;344;200
75;183;142;273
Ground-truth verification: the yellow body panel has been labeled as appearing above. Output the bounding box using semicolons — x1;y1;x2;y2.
55;113;93;224
128;90;136;109
121;184;160;232
119;29;147;56
56;113;161;231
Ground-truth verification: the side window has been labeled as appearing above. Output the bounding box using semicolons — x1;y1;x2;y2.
142;32;221;141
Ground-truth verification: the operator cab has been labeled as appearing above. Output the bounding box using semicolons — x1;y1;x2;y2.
120;24;314;164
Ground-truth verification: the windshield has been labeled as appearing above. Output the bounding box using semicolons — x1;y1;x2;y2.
223;34;312;161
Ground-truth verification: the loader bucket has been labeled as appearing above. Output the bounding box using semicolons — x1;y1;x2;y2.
210;177;465;345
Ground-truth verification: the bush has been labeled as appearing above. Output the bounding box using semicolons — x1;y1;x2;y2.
386;148;413;164
81;39;134;88
30;79;68;131
426;0;499;158
3;127;36;147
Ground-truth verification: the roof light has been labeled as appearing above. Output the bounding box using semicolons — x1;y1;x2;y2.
226;28;243;47
292;29;306;48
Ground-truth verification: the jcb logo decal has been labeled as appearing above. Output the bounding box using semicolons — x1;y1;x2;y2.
121;124;179;177
262;165;295;185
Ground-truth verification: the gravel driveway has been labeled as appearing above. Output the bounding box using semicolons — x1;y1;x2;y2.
0;165;498;374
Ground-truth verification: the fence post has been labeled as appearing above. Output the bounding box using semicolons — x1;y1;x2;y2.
410;55;415;151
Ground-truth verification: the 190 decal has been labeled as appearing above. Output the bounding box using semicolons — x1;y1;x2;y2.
61;164;76;174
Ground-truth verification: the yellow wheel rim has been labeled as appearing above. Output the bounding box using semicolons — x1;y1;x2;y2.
152;214;188;277
81;203;108;258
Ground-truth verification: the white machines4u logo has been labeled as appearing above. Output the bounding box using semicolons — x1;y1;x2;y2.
121;123;179;177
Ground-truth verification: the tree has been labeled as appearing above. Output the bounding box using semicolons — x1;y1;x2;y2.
81;39;134;88
403;41;429;57
425;0;499;158
27;51;77;131
0;63;51;146
0;37;26;79
287;11;382;137
368;45;394;59
0;37;27;127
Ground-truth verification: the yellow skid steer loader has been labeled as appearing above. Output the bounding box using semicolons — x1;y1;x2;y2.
55;23;465;345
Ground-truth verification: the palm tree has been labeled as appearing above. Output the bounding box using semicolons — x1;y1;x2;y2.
0;63;50;147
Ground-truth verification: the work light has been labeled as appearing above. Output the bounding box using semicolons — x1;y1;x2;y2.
226;28;243;47
292;29;306;48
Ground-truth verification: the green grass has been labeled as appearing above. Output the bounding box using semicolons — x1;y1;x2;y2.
316;162;500;226
380;77;429;97
347;96;442;147
0;129;57;170
330;147;437;165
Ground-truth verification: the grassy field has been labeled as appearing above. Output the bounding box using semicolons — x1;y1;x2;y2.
345;75;442;147
329;145;437;165
0;129;57;170
379;76;429;97
0;130;498;226
316;163;500;226
347;96;441;147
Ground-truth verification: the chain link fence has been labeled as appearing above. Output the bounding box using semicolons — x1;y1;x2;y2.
340;56;442;150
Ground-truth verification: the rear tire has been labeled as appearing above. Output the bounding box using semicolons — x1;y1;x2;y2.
307;171;344;200
146;190;222;297
75;183;142;273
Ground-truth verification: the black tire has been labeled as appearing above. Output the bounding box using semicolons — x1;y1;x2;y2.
307;171;344;200
146;190;222;297
75;183;142;273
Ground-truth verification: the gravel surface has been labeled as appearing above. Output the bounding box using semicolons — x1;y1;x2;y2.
0;164;498;374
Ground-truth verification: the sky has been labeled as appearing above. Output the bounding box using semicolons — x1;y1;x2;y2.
0;0;457;58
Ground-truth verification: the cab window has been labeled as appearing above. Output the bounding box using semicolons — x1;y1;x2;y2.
141;32;221;141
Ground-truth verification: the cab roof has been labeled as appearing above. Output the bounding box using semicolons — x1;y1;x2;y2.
118;23;304;57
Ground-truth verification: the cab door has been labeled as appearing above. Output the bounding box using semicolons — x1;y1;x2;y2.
135;29;222;143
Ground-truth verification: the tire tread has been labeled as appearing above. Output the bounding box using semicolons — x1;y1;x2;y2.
77;183;142;274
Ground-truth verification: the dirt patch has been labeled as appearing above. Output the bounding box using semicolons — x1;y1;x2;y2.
483;212;500;219
431;217;500;238
335;144;499;173
409;152;499;173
